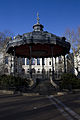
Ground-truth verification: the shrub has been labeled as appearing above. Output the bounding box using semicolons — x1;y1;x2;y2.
60;73;80;89
0;75;30;90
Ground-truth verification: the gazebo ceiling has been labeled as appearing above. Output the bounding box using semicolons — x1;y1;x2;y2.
6;14;70;58
7;43;70;58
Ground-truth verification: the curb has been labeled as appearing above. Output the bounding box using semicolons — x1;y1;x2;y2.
0;90;39;96
0;90;14;95
22;93;39;96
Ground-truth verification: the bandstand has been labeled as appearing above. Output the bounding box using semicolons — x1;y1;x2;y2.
6;14;70;87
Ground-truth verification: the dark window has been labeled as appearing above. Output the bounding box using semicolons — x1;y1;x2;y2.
22;58;25;65
49;69;51;73
31;58;35;65
26;58;29;65
49;61;51;65
42;58;45;65
17;57;20;63
37;69;40;73
5;56;8;64
37;58;40;65
27;69;29;73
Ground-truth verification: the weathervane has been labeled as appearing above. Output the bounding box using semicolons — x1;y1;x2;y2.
37;12;40;24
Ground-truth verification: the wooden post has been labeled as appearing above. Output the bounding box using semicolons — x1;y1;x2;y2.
64;55;66;73
51;46;54;80
42;58;44;79
13;48;15;76
29;46;32;78
10;54;12;75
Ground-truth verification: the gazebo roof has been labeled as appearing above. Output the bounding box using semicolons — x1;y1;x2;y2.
6;14;70;58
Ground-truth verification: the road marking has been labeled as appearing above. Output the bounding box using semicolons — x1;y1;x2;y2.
48;96;74;120
52;96;80;120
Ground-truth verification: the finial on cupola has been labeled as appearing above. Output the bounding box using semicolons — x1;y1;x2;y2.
33;12;44;31
37;12;40;24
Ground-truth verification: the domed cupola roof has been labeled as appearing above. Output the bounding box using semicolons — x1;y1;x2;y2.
33;13;44;31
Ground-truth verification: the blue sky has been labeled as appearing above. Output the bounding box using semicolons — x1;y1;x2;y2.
0;0;80;37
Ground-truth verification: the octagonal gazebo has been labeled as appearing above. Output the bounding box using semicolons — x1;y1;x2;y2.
6;14;70;85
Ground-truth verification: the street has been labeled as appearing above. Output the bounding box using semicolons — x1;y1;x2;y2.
0;93;80;120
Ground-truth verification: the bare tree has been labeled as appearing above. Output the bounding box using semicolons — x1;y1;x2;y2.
64;27;80;75
0;30;14;75
65;27;80;53
0;31;14;50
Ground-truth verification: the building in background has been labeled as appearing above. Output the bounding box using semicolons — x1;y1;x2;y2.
0;52;67;80
1;51;80;79
74;49;80;78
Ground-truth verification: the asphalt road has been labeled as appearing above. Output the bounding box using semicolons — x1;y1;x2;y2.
56;93;80;115
0;93;80;120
